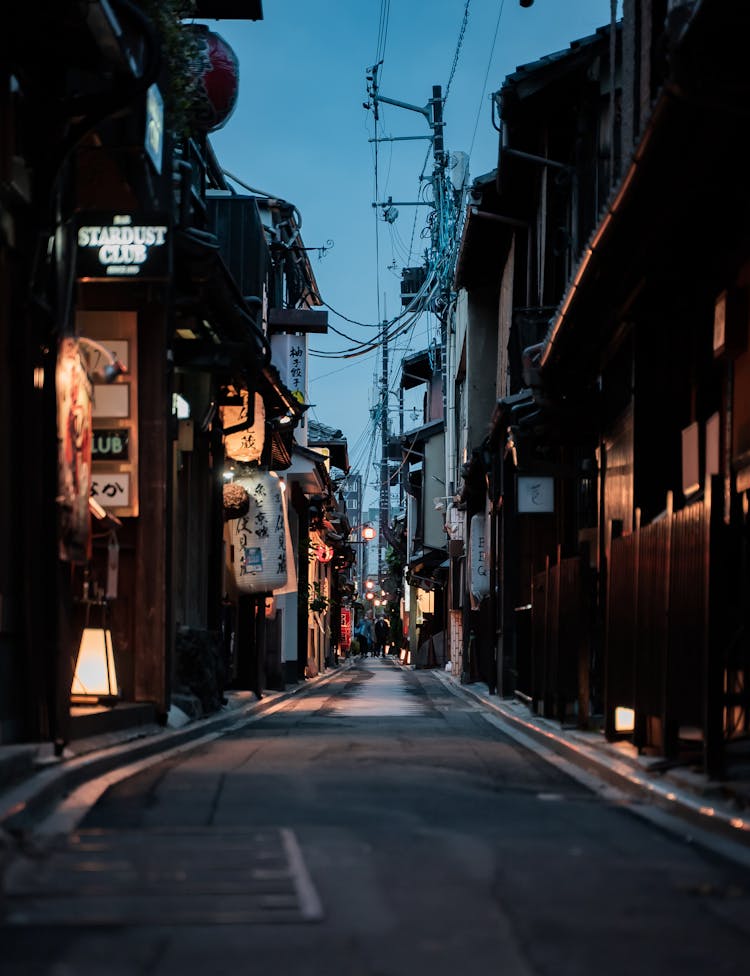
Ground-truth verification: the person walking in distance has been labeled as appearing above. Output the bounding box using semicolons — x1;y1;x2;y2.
355;614;371;656
374;615;390;658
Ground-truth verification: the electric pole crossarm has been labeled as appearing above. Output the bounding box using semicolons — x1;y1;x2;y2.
373;201;432;208
372;92;431;120
368;135;434;144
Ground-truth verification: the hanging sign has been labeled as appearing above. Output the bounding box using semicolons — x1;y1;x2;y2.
76;213;169;280
271;332;307;444
469;512;490;601
227;471;289;593
106;533;120;600
517;475;554;513
271;333;307;404
340;607;352;650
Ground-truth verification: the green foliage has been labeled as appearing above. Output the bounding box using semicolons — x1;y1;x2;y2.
307;581;330;614
143;0;203;138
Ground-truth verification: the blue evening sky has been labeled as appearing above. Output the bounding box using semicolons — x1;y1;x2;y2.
205;1;620;505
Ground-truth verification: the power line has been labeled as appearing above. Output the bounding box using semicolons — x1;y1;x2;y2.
468;0;506;160
444;0;471;102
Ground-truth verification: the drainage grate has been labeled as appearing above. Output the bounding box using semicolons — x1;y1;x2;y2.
2;826;323;926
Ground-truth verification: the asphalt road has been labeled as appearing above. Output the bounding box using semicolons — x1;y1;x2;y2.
2;658;749;975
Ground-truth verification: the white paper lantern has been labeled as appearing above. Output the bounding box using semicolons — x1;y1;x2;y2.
228;470;289;593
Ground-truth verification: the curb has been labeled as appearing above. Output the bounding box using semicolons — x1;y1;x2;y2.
431;669;750;858
0;661;354;836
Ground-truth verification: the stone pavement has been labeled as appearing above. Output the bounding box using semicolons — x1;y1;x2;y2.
2;656;749;865
429;667;750;861
0;664;355;839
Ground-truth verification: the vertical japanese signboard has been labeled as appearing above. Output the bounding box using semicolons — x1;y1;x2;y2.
340;607;352;651
271;333;307;445
77;311;139;517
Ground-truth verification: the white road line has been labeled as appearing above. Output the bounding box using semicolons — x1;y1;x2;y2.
280;828;324;921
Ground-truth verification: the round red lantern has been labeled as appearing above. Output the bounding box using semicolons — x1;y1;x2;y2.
188;26;240;133
315;543;334;564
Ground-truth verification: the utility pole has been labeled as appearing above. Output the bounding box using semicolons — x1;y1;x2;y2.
378;300;389;580
365;70;457;573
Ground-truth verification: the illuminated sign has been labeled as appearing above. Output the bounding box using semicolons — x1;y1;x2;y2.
92;429;129;461
76;213;169;280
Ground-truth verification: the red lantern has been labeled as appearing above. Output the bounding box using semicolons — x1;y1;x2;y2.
188;26;240;132
315;543;333;564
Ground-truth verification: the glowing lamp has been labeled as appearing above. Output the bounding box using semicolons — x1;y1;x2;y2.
365;580;375;590
365;592;374;600
362;526;376;541
315;543;334;564
614;706;635;733
71;628;118;703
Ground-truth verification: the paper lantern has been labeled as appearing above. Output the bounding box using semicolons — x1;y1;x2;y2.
315;543;333;564
221;388;265;463
57;337;93;563
188;26;240;133
227;471;289;593
71;627;118;703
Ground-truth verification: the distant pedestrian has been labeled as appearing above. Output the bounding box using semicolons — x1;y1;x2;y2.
355;616;371;656
364;611;376;655
374;616;389;657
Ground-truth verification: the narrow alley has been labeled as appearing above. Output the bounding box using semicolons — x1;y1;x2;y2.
2;657;749;975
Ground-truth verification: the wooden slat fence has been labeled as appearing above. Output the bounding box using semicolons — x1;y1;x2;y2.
531;554;589;725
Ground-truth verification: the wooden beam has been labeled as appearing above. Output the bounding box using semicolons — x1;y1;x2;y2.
268;308;329;334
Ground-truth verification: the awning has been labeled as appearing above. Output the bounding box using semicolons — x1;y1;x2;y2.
284;444;330;495
454;206;519;292
407;546;448;589
401;347;441;389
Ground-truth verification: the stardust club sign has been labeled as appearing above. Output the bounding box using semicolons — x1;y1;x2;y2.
76;213;169;281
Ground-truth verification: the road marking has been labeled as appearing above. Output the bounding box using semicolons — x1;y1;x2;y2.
3;827;324;926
